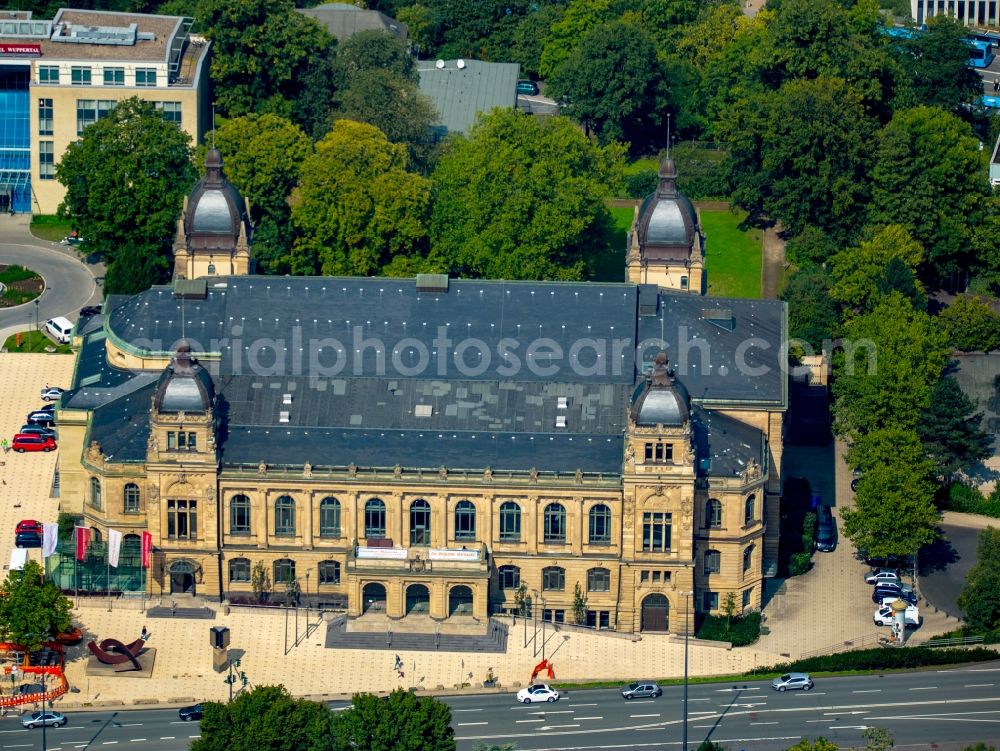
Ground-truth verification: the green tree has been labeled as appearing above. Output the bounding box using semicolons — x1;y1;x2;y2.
780;266;839;352
430;109;624;281
196;0;337;134
289;120;432;277
331;689;455;751
572;582;587;625
831;292;949;436
0;561;72;652
842;427;940;559
891;16;983;113
940;295;1000;353
206;114;313;274
918;376;992;481
784;226;838;268
785;739;839;751
509;4;566;78
863;727;895;751
547;20;670;149
332;29;417;85
724;77;877;243
828;224;924;313
869;106;990;286
191;685;335;751
56;97;195;295
333;69;439;170
538;0;626;79
251;560;271;604
957;528;1000;634
473;744;518;751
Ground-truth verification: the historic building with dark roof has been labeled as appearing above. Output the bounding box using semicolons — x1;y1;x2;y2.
53;166;786;634
627;155;705;294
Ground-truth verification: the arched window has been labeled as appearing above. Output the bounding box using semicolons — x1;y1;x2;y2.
410;499;431;545
229;558;250;583
498;564;520;590
123;483;140;513
274;495;296;536
588;504;611;544
706;499;722;528
90;477;102;510
743;545;755;575
704;549;721;574
542;566;565;591
274;558;295;586
230;494;250;534
499;502;521;542
365;498;386;539
318;560;340;585
543;503;566;544
745;495;755;526
587;567;610;592
454;500;476;541
319;497;341;538
122;534;141;562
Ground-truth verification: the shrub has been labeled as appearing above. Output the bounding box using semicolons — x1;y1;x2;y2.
625;170;658;199
749;646;1000;675
938;482;1000;518
697;612;762;646
0;264;39;284
789;551;813;576
940;295;1000;353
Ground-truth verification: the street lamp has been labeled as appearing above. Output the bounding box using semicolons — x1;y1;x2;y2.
680;589;693;751
34;299;39;335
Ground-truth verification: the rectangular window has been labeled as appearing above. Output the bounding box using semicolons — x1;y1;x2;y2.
167;499;197;540
652;571;661;583
742;588;752;609
499;566;520;590
38;98;53;136
230;502;250;535
135;68;157;87
38;65;59;84
103;67;124;86
639;570;649;583
71;66;92;86
499;505;521;542
38;141;54;180
703;591;718;611
644;443;672;463
77;100;115;135
542;609;565;624
229;559;250;583
644;443;654;461
318;561;340;585
167;431;176;450
586;610;610;629
642;512;672;552
154;101;182;124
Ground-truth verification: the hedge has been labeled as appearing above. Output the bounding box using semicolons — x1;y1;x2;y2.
938;482;1000;519
697;612;761;646
749;646;1000;676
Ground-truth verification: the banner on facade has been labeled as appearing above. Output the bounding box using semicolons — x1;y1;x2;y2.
141;531;152;568
42;522;58;558
0;43;41;56
427;548;480;561
107;529;122;568
75;526;90;562
356;547;407;560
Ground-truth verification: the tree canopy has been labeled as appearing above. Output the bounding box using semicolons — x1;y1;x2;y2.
429;109;624;280
940;295;1000;353
918;376;992;481
56;97;195;295
331;689;455;751
957;528;1000;636
288;120;432;277
0;561;73;653
780;266;839;352
828;224;924;314
891;16;984;114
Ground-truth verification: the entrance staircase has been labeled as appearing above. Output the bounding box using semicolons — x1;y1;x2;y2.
325;613;508;653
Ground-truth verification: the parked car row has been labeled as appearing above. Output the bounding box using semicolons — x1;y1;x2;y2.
864;567;921;628
12;400;59;453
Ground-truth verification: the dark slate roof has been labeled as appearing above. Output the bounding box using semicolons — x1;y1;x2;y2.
639;294;786;408
64;326;160;409
416;59;518;135
692;406;764;478
221;427;623;474
87;381;155;463
299;3;407;40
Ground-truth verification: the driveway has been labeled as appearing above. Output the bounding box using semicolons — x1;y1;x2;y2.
920;512;998;619
0;216;99;341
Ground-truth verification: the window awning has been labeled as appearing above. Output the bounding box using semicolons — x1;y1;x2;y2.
0;169;30;189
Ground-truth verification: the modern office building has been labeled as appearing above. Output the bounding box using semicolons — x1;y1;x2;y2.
0;8;210;214
911;0;999;26
52;155;787;634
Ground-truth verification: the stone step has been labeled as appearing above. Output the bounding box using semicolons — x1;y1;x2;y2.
146;606;216;620
326;619;507;654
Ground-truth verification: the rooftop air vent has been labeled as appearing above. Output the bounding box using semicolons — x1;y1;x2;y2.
416;274;449;293
415;404;433;417
278;411;290;423
282;394;292;405
555;415;567;428
557;396;568;409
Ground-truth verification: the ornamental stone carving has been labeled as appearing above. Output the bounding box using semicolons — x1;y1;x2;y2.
257;461;266;475
681;440;694;464
86;440;105;466
303;463;312;478
348;462;357;478
484;467;493;482
742;457;762;482
529;467;539;483
438;466;448;480
147;433;158;454
575;468;583;485
681;499;693;530
394;464;402;479
624;444;635;466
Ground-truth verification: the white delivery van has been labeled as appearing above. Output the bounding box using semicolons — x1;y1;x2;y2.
44;317;74;344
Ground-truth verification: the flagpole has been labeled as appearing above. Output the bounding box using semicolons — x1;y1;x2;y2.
107;525;111;612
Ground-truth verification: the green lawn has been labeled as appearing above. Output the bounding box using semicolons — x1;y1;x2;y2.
2;330;71;354
701;208;763;298
30;215;73;243
623;157;658;176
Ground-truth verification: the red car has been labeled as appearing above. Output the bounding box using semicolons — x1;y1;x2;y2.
15;520;42;536
12;434;57;453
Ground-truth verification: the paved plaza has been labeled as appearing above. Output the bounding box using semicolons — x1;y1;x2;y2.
0;352;968;711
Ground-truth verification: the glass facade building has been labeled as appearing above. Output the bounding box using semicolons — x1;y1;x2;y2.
0;67;32;213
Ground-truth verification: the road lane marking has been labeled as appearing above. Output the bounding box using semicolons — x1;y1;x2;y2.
515;719;543;723
693;725;716;728
853;689;881;693
796;692;825;696
965;684;994;688
629;713;660;718
457;722;489;726
454;708;482;712
159;737;175;740
689;698;711;702
715;687;760;692
573;716;603;720
129;740;146;743
534;710;573;714
539;724;580;730
102;743;118;745
568;703;597;707
909;687;937;691
751;721;778;725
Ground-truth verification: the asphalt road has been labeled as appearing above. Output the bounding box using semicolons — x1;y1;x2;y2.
920;523;980;619
2;665;999;751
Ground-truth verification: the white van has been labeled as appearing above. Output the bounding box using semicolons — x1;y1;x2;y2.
44;317;74;344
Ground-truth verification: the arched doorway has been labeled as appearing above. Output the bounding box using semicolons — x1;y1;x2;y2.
362;582;387;613
405;584;430;614
641;593;669;632
448;585;474;616
169;560;196;596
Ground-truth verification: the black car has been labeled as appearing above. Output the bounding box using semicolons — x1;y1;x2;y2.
19;424;56;439
26;411;55;427
15;532;42;549
815;506;837;552
872;585;917;605
178;704;203;721
79;306;102;317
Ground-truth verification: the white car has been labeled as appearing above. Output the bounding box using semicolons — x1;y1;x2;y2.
873;604;920;627
865;570;901;586
40;386;64;402
517;684;560;703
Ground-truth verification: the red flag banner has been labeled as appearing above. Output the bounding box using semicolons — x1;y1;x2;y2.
141;531;152;569
75;527;90;562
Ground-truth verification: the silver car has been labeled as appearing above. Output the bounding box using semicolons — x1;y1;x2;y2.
771;672;814;691
22;711;66;728
621;681;663;699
